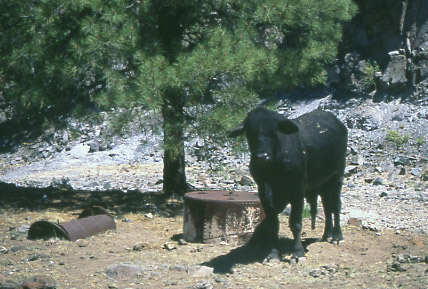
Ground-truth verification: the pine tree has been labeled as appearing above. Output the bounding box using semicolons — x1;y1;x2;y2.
0;0;357;196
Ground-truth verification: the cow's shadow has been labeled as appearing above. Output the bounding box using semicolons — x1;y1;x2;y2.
202;237;318;273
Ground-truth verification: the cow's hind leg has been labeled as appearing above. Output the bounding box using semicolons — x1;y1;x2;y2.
306;192;318;230
321;175;344;245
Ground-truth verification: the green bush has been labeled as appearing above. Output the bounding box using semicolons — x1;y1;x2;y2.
359;60;380;92
386;130;409;147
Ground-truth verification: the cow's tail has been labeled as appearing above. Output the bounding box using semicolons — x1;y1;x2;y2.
307;194;318;230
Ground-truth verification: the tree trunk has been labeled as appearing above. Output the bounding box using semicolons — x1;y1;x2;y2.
161;89;188;196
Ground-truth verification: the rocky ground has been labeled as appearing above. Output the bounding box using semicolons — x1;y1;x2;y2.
1;202;427;289
1;96;428;288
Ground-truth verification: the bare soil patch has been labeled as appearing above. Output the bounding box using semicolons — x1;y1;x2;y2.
1;187;427;288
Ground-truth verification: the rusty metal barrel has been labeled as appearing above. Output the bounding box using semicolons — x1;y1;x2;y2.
183;191;265;244
28;206;116;241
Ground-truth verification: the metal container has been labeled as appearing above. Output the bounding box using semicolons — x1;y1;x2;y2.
28;206;116;241
183;191;265;244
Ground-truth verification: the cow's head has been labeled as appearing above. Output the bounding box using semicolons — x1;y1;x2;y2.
228;107;299;163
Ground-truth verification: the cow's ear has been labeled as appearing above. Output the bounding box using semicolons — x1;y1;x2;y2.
278;119;299;134
228;123;244;138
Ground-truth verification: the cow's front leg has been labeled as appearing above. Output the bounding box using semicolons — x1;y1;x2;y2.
247;213;281;263
289;198;305;263
248;184;281;262
263;213;281;263
248;215;279;246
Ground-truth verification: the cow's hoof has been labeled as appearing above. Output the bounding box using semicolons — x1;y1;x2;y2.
290;256;306;265
263;249;280;265
322;236;333;243
329;239;344;246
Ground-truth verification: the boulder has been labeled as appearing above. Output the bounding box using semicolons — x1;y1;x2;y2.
378;52;408;90
338;0;428;95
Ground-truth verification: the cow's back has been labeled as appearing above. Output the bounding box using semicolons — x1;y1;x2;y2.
294;110;348;188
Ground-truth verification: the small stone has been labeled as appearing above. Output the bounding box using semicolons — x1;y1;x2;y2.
0;246;8;254
27;255;40;262
164;242;176;251
345;165;358;176
388;261;407;272
18;225;30;233
187;265;214;277
10;246;25;253
411;168;422;176
106;263;143;279
379;192;388;198
381;162;395;173
169;264;187;272
88;142;100;153
76;240;89;247
350;154;364;166
178;239;188;246
373;178;383;186
394;157;410;167
421;170;428;181
193;280;213;289
145;213;154;219
309;268;322;277
239;176;253;186
133;242;148;251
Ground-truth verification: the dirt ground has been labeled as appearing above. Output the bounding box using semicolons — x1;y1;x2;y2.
1;187;427;289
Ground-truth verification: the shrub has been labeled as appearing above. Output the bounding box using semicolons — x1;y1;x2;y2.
386;130;409;147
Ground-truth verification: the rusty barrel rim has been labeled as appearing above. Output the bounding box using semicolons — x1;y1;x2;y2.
28;220;70;240
184;191;260;204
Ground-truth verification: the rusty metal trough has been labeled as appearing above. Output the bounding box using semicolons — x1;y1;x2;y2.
183;191;265;244
28;206;116;241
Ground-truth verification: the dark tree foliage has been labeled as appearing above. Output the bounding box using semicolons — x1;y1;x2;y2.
0;0;357;195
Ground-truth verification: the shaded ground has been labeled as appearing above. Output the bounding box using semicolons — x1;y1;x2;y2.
1;186;427;288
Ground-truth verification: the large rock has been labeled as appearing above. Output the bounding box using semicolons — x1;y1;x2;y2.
337;0;428;95
378;51;408;90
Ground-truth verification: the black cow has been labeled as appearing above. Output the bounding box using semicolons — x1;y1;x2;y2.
229;107;348;263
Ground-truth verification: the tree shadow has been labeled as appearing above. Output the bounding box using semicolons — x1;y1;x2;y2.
0;181;183;218
202;237;319;273
0;118;44;154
